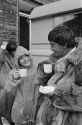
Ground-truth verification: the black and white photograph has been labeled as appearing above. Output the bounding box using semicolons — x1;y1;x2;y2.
0;0;82;125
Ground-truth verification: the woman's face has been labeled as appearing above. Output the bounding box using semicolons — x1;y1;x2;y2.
19;55;32;67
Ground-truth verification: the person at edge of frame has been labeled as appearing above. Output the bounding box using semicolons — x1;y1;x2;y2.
0;40;18;125
0;39;30;125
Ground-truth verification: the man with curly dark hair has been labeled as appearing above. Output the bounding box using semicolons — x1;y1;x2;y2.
35;25;77;125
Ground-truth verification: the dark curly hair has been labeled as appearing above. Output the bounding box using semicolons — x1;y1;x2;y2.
48;25;77;48
6;39;17;53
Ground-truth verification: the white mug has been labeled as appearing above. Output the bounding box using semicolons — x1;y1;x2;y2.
44;64;52;73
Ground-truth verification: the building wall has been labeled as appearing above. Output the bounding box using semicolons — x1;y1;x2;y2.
31;17;53;57
0;0;18;45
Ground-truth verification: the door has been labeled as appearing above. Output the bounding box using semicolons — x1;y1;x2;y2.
20;16;30;50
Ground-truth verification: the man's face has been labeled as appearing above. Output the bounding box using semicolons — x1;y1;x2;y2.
50;41;66;56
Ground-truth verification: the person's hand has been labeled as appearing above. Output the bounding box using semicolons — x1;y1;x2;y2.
66;46;80;65
9;69;21;81
39;85;56;95
12;69;21;80
67;55;80;65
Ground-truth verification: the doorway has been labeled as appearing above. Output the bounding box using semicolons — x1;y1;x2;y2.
19;15;30;50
